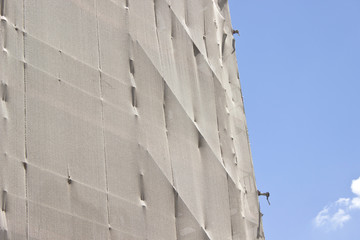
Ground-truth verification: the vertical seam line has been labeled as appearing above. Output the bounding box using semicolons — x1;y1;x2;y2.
22;0;29;239
94;0;110;230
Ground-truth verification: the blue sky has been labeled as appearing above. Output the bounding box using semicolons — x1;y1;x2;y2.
228;0;360;239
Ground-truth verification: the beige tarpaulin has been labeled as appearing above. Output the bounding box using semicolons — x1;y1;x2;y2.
0;0;264;239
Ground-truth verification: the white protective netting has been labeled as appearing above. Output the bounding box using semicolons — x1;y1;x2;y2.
0;0;264;239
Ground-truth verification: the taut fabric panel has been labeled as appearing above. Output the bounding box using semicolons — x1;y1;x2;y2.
0;0;264;239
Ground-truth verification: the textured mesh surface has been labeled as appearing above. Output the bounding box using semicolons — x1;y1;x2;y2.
0;0;264;239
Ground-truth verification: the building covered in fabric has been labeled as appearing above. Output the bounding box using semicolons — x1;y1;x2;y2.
0;0;265;239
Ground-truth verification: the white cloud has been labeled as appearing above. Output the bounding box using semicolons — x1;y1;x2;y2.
351;177;360;196
314;208;330;227
350;197;360;209
313;176;360;231
336;198;350;206
331;209;351;228
314;205;351;230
